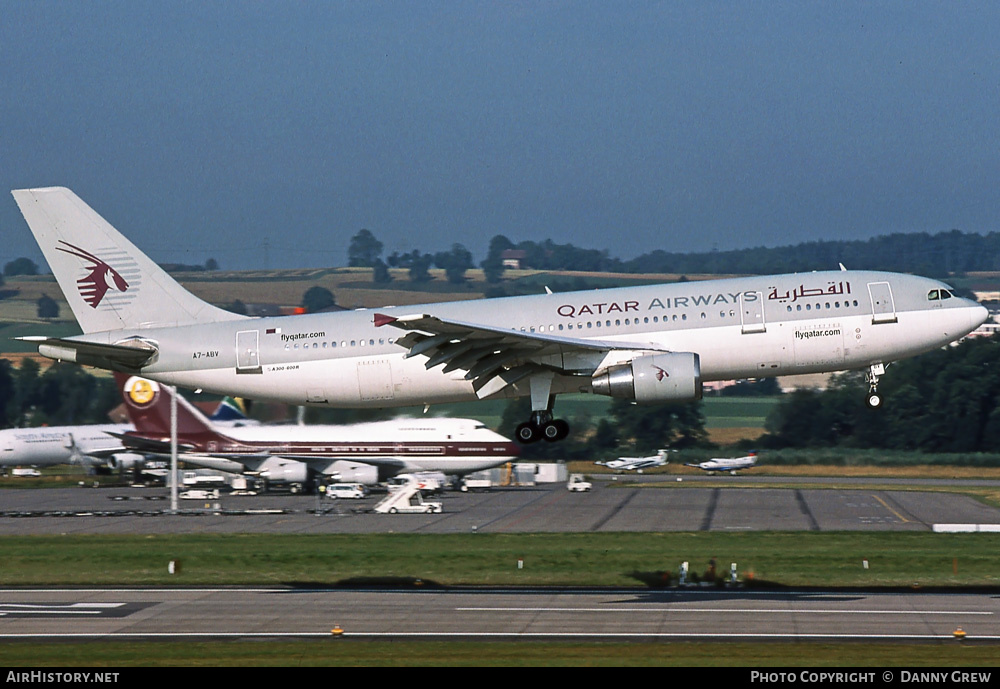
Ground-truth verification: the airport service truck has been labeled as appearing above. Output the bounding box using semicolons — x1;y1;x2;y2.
375;474;443;513
567;474;592;492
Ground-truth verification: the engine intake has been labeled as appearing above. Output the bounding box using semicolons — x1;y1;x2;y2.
592;352;702;403
257;458;309;484
106;452;147;471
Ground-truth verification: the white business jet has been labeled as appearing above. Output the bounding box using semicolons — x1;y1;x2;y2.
686;451;758;475
596;449;670;471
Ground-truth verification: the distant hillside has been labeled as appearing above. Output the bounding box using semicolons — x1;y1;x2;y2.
623;230;1000;276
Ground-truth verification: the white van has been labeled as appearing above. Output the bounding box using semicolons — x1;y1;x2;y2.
326;483;368;499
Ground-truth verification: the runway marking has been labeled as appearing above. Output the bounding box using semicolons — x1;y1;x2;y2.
1;632;999;641
0;603;128;617
456;607;992;615
873;493;911;523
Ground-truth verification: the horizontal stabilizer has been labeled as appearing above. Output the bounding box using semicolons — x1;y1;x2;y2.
17;336;157;370
107;431;195;454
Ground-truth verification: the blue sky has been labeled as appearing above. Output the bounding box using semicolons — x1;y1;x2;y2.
3;1;999;270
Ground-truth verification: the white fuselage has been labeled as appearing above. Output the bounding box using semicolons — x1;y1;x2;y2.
695;457;757;472
189;417;517;476
0;425;130;467
114;270;985;409
600;457;668;471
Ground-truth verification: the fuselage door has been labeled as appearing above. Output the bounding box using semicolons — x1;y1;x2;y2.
867;282;897;324
357;359;395;401
740;291;766;334
236;330;263;374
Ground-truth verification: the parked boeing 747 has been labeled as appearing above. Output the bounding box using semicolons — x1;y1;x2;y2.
113;374;518;490
12;187;989;444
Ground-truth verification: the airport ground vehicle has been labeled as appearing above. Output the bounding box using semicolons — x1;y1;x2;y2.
459;474;493;492
179;488;220;500
387;472;445;494
325;483;368;499
375;474;444;513
567;474;592;492
10;468;41;477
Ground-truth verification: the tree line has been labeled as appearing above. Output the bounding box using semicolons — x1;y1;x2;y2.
346;228;1000;287
762;335;1000;453
0;359;119;428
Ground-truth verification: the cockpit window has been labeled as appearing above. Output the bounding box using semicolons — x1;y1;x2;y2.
928;290;940;301
941;289;953;299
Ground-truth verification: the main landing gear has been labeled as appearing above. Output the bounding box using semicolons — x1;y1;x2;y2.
516;373;570;444
865;363;886;409
516;411;570;444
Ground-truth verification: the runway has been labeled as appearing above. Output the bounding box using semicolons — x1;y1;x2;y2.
4;477;1000;644
0;587;995;641
1;476;999;534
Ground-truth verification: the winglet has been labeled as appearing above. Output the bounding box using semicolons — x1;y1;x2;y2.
373;313;397;327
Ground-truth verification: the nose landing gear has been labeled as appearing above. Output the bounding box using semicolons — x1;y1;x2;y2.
865;363;886;409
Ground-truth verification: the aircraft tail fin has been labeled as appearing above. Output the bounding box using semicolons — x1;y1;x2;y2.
11;187;246;333
211;396;251;422
116;373;227;441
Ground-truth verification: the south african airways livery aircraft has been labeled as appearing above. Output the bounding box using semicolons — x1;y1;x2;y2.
12;187;989;443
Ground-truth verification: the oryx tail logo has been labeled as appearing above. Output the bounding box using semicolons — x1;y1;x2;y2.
653;365;669;382
55;240;129;308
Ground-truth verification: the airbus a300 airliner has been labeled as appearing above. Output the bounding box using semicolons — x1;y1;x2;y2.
12;187;988;443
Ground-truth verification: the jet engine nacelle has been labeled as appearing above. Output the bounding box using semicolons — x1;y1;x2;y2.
328;461;380;485
106;452;147;471
257;458;309;484
592;352;702;403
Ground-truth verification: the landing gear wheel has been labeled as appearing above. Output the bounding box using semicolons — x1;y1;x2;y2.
516;422;540;444
542;419;570;443
867;393;882;409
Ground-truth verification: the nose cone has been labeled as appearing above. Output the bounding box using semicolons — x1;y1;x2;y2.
973;304;990;330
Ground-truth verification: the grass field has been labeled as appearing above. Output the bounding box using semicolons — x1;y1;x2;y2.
2;640;998;667
4;531;1000;665
2;532;999;588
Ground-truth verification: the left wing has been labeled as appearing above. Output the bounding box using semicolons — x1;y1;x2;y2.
375;312;669;398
